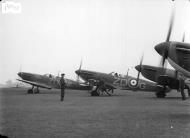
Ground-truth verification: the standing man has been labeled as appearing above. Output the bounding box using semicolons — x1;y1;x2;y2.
60;73;66;101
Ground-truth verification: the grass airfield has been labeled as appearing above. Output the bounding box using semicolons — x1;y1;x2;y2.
0;88;190;138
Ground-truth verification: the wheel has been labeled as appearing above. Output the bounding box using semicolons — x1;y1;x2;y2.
91;90;99;96
27;89;33;94
97;87;103;96
155;91;166;98
105;89;112;96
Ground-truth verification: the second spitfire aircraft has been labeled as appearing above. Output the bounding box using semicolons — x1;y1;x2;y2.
135;64;190;98
17;72;92;94
75;61;170;96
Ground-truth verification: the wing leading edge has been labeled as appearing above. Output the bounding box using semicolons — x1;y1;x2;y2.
17;79;52;89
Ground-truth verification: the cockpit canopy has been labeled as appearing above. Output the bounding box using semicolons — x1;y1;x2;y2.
43;74;55;78
109;72;123;77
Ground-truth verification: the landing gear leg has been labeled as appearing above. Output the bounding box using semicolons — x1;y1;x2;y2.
187;87;190;97
179;79;186;100
105;89;113;96
156;91;166;98
181;88;186;100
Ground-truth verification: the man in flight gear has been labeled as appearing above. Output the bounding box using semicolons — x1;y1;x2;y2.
60;73;66;101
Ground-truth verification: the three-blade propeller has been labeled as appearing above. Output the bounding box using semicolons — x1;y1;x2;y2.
161;3;175;68
155;1;187;100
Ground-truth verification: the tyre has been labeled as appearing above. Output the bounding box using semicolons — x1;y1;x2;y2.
27;89;33;94
156;92;166;98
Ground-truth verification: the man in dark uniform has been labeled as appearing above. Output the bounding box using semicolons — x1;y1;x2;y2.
60;73;66;101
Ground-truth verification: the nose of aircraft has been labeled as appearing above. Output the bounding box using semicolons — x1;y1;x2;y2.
135;65;141;72
17;72;22;77
75;70;79;75
154;42;170;56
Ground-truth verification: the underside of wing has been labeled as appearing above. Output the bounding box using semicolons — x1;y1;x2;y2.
17;79;52;89
104;83;116;89
157;75;179;89
175;45;190;72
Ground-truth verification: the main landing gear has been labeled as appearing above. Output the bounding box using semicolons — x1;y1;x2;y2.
187;87;190;97
155;91;166;98
179;79;186;100
90;86;113;96
27;86;40;94
155;86;166;98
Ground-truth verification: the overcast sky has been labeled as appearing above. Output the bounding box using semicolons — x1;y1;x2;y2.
0;0;190;84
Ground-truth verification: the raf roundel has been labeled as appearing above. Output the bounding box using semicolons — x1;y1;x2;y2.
128;79;138;88
130;79;137;86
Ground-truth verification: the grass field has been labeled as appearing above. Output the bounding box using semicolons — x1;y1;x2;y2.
0;88;190;138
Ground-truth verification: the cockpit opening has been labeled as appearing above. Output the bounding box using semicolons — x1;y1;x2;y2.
109;72;124;78
44;74;54;78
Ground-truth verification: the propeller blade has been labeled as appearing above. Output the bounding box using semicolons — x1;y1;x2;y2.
79;59;82;71
77;59;83;83
137;71;140;83
126;68;129;77
137;54;144;83
57;70;61;77
166;3;175;42
158;3;175;69
156;43;170;69
140;54;144;68
182;32;185;42
160;56;168;76
161;52;167;67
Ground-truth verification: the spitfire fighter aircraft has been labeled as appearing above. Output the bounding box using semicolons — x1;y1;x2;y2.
17;72;92;94
153;1;190;100
75;67;170;96
135;64;190;98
